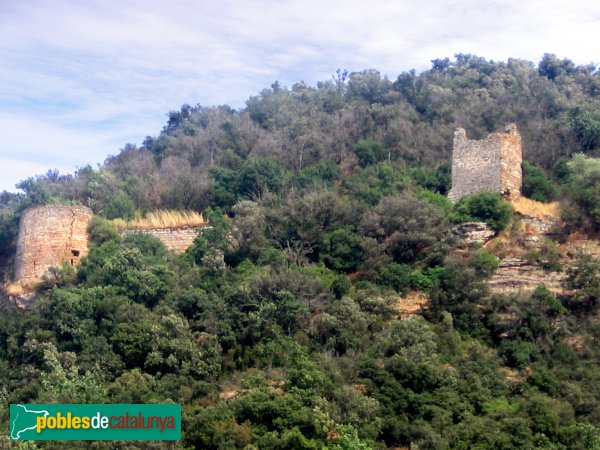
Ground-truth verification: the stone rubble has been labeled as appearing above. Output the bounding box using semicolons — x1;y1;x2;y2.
452;222;496;246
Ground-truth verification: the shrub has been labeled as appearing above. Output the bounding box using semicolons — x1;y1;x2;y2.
411;164;451;194
88;216;120;245
321;228;363;273
562;155;600;231
354;139;389;167
524;239;563;271
416;189;452;211
104;192;135;220
470;249;499;278
297;161;341;188
378;263;412;293
451;192;513;231
522;161;557;202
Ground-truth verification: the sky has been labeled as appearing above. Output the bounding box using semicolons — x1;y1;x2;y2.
0;0;599;192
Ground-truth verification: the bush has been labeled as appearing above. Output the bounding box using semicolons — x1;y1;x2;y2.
451;192;513;231
297;161;341;188
564;253;600;312
378;263;412;293
416;189;453;211
522;161;556;202
354;139;389;168
524;239;563;271
411;165;451;194
88;216;120;244
321;228;363;273
498;339;539;368
470;249;499;278
104;192;136;220
562;155;600;231
531;284;565;317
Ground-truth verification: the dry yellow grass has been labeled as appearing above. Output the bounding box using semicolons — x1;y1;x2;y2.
4;280;36;296
5;283;25;296
112;210;207;231
511;197;560;220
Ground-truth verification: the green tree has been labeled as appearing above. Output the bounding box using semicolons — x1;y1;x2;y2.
321;228;363;272
16;177;51;206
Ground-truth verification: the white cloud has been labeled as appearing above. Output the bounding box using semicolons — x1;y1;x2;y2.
0;0;599;191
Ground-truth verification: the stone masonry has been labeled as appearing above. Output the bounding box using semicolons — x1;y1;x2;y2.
13;205;206;284
14;205;93;282
448;123;522;202
123;226;201;253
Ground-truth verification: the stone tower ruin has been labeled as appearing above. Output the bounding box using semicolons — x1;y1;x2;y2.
448;123;522;202
14;205;93;282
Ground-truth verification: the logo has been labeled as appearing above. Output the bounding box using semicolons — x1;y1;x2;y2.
10;404;181;440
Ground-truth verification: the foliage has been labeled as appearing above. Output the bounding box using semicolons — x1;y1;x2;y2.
354;139;389;167
451;192;514;231
87;216;120;245
559;106;600;152
564;254;600;313
411;164;451;194
563;154;600;231
104;191;136;220
470;249;499;278
16;176;52;206
320;227;363;273
525;239;563;271
522;161;557;202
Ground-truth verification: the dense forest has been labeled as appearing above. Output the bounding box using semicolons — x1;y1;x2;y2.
1;53;600;449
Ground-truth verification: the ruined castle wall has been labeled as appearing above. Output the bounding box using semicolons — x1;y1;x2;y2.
123;226;201;253
448;128;502;201
14;205;93;282
448;124;522;202
499;126;522;200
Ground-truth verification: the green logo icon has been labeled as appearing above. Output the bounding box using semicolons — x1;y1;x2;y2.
11;404;50;440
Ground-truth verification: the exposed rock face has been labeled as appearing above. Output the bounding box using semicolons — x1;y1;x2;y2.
452;222;496;245
14;205;92;282
2;291;37;309
519;215;560;249
489;257;566;295
521;216;559;236
565;239;600;259
448;124;522;202
123;226;202;253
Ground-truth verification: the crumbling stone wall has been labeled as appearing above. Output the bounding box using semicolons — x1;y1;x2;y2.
123;226;201;253
448;124;522;202
14;205;93;282
13;205;206;284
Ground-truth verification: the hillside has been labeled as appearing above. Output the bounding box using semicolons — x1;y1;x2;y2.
1;54;600;449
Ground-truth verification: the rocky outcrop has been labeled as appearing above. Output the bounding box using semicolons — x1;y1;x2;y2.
0;282;38;309
489;257;565;295
452;222;496;246
565;239;600;259
520;216;558;236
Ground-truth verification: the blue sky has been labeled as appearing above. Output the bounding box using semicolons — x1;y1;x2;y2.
1;0;599;192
